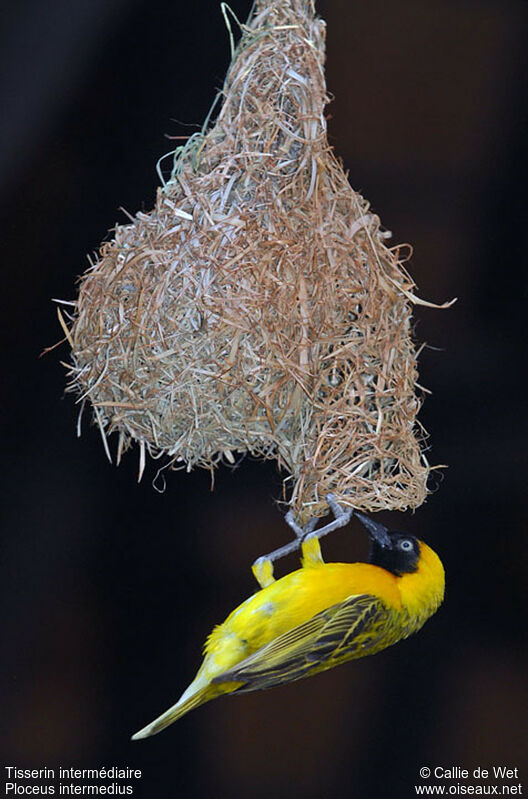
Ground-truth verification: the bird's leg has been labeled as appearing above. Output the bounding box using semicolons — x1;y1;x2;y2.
299;515;319;535
250;512;318;587
251;557;276;589
251;494;354;584
301;533;324;567
311;494;354;542
284;509;307;539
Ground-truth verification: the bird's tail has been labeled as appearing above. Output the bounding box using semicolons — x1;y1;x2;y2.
131;678;214;740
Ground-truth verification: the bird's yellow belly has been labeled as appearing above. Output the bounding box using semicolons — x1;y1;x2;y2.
202;562;401;677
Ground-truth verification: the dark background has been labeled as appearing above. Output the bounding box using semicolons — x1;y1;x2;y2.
1;1;526;797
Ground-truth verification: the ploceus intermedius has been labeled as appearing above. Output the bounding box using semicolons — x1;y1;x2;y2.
132;512;444;739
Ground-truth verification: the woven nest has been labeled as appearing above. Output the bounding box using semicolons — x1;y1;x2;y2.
67;0;447;524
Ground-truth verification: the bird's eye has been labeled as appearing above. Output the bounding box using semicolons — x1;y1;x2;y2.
399;539;413;552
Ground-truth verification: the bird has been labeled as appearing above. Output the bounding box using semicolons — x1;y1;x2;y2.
131;510;445;739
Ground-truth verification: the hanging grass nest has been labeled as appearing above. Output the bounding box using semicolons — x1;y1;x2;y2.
67;0;449;524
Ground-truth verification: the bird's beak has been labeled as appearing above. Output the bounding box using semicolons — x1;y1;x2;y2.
355;511;392;548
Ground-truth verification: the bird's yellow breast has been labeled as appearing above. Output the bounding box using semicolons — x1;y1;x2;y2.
203;561;402;674
396;541;445;633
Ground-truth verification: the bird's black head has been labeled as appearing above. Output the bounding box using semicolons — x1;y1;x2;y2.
369;531;420;576
355;511;420;576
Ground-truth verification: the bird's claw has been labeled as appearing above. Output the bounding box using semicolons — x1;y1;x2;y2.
284;509;305;539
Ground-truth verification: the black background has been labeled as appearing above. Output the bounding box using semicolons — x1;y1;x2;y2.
1;1;527;797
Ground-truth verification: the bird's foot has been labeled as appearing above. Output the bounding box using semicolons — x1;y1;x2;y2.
251;494;354;586
309;493;353;541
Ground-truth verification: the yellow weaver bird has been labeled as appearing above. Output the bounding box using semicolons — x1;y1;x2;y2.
132;511;444;739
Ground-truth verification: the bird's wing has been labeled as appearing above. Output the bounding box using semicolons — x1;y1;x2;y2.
212;593;390;693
